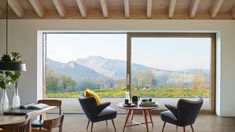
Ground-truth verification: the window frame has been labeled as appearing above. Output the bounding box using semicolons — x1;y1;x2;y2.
42;32;216;113
127;33;216;113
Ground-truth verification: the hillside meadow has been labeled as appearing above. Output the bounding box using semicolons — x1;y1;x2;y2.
46;87;210;98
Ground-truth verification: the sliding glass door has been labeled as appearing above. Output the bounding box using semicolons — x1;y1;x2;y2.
44;32;215;113
128;33;215;112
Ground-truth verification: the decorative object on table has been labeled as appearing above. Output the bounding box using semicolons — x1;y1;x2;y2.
160;96;203;132
140;98;157;107
19;103;49;110
124;99;129;104
139;101;158;107
131;95;140;105
10;52;26;108
125;90;130;101
123;103;135;107
142;98;152;102
0;88;9;111
0;0;27;110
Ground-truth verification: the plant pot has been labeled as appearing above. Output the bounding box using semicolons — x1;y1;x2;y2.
0;89;9;110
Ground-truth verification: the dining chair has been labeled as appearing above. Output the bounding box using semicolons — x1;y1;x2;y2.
32;114;64;132
32;99;62;128
160;97;203;132
0;116;29;132
78;95;117;132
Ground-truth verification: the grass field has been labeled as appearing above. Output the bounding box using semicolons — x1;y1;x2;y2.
46;87;210;98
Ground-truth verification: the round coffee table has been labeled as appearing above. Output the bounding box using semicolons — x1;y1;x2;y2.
117;102;158;132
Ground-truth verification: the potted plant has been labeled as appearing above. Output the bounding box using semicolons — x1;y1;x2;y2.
0;52;23;109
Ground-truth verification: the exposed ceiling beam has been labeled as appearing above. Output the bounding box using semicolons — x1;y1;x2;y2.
29;0;45;18
76;0;87;18
124;0;130;18
99;0;108;18
0;7;2;18
8;0;24;17
147;0;152;18
189;0;200;18
52;0;66;17
168;0;176;18
211;0;224;18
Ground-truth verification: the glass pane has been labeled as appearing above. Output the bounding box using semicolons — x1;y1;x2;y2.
46;33;127;113
131;37;211;110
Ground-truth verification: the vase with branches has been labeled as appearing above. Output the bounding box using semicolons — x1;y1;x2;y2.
0;52;23;109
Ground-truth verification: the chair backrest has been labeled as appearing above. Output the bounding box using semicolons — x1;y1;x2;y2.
0;118;29;132
177;97;203;126
42;114;64;132
38;99;62;115
78;95;98;120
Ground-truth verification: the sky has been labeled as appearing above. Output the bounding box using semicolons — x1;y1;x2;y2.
46;34;211;71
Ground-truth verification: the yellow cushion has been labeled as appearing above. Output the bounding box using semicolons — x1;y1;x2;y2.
84;89;102;104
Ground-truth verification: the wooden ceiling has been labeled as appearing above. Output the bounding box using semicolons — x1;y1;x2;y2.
0;0;235;19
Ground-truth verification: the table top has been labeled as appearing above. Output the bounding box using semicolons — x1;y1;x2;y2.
117;102;158;110
0;106;57;126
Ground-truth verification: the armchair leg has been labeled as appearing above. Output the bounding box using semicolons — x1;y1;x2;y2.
111;119;117;132
176;125;178;130
87;120;90;129
91;122;94;132
162;122;166;132
183;126;186;132
106;120;108;126
190;125;194;132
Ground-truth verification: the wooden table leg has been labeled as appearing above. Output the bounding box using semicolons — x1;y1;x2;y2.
123;110;132;132
147;109;154;127
143;110;149;132
130;110;134;121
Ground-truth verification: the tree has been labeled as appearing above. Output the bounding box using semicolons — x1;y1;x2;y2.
193;68;205;89
144;70;156;87
96;76;106;88
116;77;125;89
133;70;156;89
81;79;98;90
104;79;115;89
46;70;61;92
60;75;76;91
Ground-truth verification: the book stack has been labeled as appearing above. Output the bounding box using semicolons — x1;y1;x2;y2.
19;103;49;110
3;103;49;115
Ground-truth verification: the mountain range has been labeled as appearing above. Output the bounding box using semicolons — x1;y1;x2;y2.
46;56;210;87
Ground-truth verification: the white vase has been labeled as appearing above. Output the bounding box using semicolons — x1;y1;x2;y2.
0;89;9;110
12;87;20;108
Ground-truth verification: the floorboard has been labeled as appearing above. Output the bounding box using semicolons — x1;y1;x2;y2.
47;114;235;132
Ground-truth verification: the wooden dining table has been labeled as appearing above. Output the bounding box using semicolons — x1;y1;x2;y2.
0;106;57;132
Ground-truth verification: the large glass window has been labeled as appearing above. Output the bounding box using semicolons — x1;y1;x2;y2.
128;34;215;111
43;33;215;113
45;33;126;113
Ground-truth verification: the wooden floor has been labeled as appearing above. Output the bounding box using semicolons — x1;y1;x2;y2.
49;114;235;132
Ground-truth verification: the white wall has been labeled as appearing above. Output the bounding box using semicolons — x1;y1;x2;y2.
0;19;235;116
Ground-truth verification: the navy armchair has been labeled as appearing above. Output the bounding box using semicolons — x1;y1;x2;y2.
160;97;203;132
78;95;117;132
